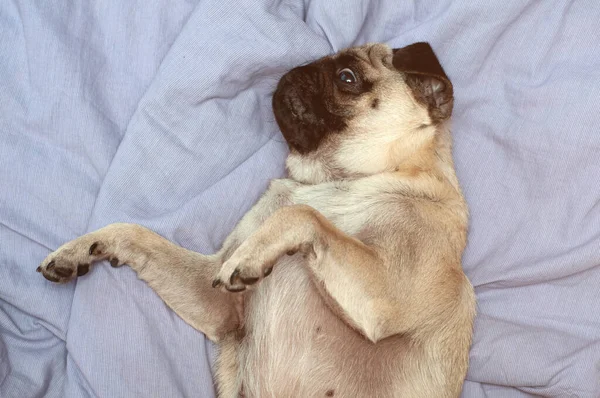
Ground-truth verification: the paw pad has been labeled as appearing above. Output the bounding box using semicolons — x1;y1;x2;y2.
240;276;259;285
54;267;73;278
225;285;246;293
77;263;90;276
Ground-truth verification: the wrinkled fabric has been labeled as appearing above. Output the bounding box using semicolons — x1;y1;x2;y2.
1;1;599;397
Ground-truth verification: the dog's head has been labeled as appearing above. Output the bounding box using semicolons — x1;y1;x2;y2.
272;42;453;183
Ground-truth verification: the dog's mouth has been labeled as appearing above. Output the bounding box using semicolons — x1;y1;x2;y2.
272;64;347;154
281;86;313;122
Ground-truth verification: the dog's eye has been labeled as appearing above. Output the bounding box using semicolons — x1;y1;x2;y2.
338;68;357;84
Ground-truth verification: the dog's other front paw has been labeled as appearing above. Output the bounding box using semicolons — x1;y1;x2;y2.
37;239;121;283
212;242;285;293
37;254;90;283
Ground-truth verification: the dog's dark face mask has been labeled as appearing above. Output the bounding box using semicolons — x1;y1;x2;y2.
272;42;454;155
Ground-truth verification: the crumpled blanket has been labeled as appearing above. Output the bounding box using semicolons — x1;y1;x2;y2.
1;1;599;396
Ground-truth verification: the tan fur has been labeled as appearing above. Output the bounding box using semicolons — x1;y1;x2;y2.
38;43;475;397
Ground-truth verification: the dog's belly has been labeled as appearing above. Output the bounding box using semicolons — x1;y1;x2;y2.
240;256;410;398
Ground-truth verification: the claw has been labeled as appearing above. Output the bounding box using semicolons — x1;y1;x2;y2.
212;278;222;288
36;266;42;273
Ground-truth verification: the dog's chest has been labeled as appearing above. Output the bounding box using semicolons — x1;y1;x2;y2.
273;178;381;236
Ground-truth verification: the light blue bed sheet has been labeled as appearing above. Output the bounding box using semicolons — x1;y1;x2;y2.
1;1;599;397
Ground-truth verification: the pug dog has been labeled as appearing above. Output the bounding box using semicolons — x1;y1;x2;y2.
37;42;475;397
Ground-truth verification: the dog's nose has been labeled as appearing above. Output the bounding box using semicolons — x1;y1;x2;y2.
273;63;323;123
278;70;298;89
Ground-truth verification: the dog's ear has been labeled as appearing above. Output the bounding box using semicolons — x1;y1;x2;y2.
392;42;453;124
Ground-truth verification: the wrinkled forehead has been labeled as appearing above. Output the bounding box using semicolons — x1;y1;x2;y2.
329;44;395;80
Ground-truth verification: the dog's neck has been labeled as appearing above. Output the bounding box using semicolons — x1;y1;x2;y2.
432;124;463;194
285;122;462;193
392;123;462;192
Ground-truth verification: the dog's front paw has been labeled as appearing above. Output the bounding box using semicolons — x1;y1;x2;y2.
37;253;90;283
212;241;290;292
37;239;121;283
